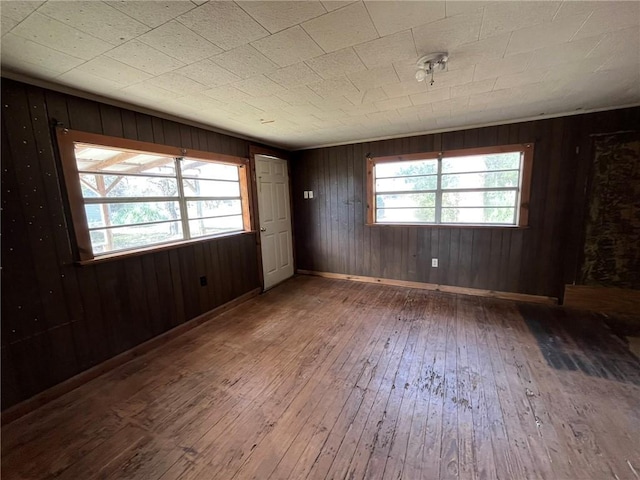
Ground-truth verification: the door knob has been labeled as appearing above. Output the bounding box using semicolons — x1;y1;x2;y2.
260;227;267;232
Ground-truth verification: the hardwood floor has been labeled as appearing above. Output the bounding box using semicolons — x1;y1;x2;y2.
2;276;639;480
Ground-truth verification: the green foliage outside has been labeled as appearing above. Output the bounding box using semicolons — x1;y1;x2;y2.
379;153;520;224
88;175;181;252
480;153;520;224
109;176;179;226
394;161;460;223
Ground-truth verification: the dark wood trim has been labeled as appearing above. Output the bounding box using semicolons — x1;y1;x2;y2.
297;270;558;305
0;287;261;426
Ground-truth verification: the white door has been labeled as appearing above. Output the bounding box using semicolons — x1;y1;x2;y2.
256;155;294;290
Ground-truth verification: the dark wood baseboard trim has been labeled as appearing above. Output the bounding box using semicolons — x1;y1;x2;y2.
1;287;261;426
298;270;558;305
563;284;640;316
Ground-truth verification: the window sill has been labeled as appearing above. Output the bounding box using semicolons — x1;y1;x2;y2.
366;223;530;229
75;230;256;266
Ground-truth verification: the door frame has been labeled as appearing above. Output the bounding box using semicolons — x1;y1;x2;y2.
249;145;296;291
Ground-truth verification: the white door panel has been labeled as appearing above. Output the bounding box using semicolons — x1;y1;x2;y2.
278;231;290;268
263;234;277;274
257;155;294;290
262;183;274;223
276;182;287;220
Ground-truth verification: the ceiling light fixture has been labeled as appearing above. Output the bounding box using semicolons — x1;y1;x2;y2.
415;53;449;86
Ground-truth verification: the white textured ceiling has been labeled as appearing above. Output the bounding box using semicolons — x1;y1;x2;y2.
1;0;639;149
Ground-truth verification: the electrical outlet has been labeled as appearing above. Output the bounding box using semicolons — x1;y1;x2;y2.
308;191;314;198
199;275;207;286
431;258;438;268
303;191;309;199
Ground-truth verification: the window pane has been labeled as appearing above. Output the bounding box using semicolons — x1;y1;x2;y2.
442;190;517;207
187;199;242;219
377;208;435;223
85;201;180;228
376;159;437;177
189;215;243;238
442;152;520;173
441;170;519;189
181;159;239;180
81;178;99;198
90;221;183;254
75;144;175;175
79;174;178;198
89;230;107;254
376;193;435;208
376;175;437;192
72;141;250;258
441;207;515;224
183;178;240;197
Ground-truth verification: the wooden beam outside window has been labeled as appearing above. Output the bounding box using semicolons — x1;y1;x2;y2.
56;127;252;263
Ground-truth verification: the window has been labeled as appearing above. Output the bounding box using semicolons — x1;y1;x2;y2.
57;129;251;261
367;144;534;227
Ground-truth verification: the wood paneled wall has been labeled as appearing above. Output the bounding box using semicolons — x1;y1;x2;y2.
1;79;262;409
291;107;640;300
2;75;637;410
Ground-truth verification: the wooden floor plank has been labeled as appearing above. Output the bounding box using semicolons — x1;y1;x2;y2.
458;296;497;480
363;291;425;479
465;298;526;480
492;301;575;479
454;296;477;480
160;284;369;480
283;287;404;480
381;290;435;480
480;299;541;479
321;289;415;480
232;286;388;480
516;304;640;479
2;276;639;480
420;293;451;479
439;294;460;480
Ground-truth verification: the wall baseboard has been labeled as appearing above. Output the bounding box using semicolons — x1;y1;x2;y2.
1;288;261;426
298;270;558;305
563;285;640;316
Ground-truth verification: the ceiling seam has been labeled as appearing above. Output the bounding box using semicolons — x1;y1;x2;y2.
360;1;382;40
568;11;595;43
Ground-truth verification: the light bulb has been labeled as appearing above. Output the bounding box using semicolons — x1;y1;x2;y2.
415;69;426;82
